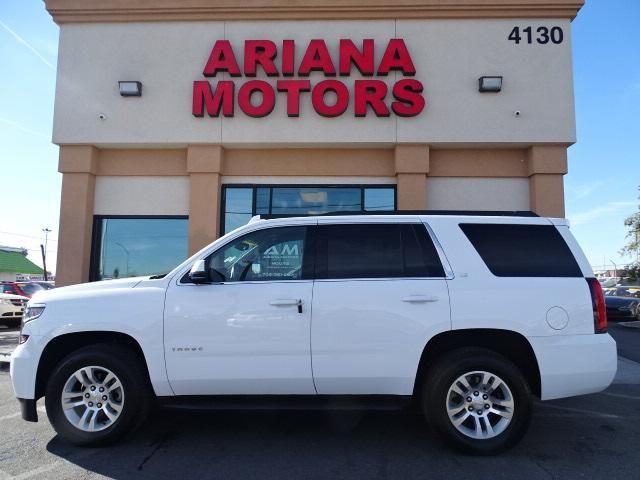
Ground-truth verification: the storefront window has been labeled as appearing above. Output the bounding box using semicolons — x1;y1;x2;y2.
224;188;253;232
222;185;396;234
91;217;188;281
364;188;395;211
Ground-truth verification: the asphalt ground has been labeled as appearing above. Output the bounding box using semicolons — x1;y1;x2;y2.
1;324;639;479
608;319;640;363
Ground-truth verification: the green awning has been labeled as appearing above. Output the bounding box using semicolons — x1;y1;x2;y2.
0;250;44;274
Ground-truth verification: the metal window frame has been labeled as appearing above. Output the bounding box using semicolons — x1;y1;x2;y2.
220;184;398;235
89;215;189;282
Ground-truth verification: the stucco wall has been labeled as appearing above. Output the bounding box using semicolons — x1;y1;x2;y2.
94;176;190;215
426;177;530;210
53;19;575;146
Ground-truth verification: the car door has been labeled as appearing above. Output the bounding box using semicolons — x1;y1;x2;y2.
311;220;451;395
164;223;317;395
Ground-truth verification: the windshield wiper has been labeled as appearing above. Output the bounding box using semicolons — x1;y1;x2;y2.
149;273;167;279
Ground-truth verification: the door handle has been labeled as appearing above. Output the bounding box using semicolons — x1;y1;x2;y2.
402;295;439;303
270;299;303;313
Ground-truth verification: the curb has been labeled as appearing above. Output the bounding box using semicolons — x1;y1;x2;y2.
619;320;640;329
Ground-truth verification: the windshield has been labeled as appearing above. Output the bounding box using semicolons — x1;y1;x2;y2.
17;283;46;295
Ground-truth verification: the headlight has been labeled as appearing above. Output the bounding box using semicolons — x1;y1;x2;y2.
23;304;45;324
0;299;11;305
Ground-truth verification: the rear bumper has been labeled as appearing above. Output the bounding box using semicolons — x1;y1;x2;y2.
530;333;617;400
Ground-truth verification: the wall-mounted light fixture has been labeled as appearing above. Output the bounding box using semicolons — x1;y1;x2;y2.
118;81;142;97
478;76;502;93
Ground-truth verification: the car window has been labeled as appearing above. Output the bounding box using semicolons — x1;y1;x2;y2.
0;285;16;294
17;283;43;295
460;223;582;277
316;223;445;279
206;226;308;282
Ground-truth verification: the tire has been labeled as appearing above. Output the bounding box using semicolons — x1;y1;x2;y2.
421;348;532;455
45;344;151;447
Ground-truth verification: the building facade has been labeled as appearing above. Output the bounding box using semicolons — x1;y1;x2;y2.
45;0;584;286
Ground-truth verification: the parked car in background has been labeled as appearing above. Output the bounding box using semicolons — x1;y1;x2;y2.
0;281;54;298
0;292;28;328
605;295;640;320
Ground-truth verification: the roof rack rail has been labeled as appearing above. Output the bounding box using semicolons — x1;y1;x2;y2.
259;210;539;220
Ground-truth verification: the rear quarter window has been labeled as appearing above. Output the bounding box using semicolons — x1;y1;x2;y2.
459;223;582;277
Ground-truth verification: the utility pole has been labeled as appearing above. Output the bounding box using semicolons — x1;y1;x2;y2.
41;228;52;281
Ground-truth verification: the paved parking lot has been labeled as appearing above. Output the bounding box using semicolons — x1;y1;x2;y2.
1;325;639;479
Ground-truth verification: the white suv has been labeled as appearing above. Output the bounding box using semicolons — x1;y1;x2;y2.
10;214;616;454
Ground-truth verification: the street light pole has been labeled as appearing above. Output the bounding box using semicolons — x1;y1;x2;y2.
41;228;52;281
610;259;617;279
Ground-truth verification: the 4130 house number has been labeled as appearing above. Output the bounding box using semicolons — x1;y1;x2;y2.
508;26;564;44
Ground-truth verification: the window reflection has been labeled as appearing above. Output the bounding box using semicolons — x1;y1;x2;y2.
96;218;188;280
223;186;396;234
224;188;253;232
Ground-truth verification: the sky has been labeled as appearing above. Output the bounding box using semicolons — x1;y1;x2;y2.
0;0;639;275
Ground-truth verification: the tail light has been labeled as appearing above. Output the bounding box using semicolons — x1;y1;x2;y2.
587;278;607;334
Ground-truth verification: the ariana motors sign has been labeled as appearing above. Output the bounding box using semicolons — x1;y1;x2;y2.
192;39;425;119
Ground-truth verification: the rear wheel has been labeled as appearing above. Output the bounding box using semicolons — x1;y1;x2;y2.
422;348;532;455
45;344;150;446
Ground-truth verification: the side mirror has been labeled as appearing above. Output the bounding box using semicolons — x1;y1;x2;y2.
189;259;209;284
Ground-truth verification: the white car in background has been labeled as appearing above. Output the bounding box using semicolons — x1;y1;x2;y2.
0;292;28;328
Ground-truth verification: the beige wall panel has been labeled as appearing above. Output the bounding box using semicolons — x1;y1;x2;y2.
396;19;575;144
53;20;575;146
98;149;187;175
94;176;190;215
529;173;565;217
223;149;395;176
53;22;224;144
397;173;427;209
429;148;527;176
426;177;529;210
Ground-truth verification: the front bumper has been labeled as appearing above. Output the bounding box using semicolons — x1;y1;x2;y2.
530;333;617;401
10;335;45;401
17;398;38;422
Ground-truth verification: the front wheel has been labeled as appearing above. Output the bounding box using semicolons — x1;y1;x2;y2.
422;348;532;455
45;344;150;446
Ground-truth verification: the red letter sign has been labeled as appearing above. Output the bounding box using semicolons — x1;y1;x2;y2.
238;80;276;117
354;80;390;117
281;40;296;76
192;80;234;117
244;40;279;77
312;80;349;117
277;80;312;117
299;40;336;76
339;39;374;76
377;39;416;76
391;79;425;117
203;40;241;77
